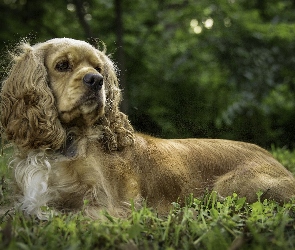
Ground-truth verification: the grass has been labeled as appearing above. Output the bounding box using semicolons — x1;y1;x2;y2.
1;147;295;249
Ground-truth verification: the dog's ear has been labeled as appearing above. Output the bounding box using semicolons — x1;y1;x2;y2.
0;43;66;151
97;52;134;151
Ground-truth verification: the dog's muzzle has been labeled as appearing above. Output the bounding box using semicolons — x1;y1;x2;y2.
83;73;103;92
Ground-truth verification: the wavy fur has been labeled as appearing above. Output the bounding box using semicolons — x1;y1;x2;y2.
1;44;65;151
1;38;295;219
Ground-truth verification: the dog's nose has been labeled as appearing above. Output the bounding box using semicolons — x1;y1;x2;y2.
83;73;103;92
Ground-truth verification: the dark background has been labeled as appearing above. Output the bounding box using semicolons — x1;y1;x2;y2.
1;0;295;149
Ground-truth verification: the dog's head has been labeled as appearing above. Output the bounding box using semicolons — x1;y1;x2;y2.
1;38;134;153
42;38;108;125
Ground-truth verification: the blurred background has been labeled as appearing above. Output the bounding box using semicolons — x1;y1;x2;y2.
1;0;295;149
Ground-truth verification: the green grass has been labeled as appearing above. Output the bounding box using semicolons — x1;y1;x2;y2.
1;148;295;249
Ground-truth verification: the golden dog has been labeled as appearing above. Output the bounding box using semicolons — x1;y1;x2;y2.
1;38;295;219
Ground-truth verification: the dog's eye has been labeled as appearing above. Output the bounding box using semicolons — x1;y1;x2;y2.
55;60;72;72
95;67;102;73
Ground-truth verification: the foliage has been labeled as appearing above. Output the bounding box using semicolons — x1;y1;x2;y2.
0;148;295;249
1;190;295;249
1;2;295;248
272;146;295;174
1;0;295;148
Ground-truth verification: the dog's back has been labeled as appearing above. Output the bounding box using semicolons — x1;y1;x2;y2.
127;134;295;213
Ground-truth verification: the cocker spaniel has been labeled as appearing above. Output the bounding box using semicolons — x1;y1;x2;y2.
1;38;295;219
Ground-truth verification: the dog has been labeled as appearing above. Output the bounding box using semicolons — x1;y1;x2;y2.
1;38;295;219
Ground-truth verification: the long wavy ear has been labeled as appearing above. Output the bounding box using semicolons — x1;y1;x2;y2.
97;51;134;151
0;43;66;152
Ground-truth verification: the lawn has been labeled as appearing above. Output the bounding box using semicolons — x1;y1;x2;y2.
1;147;295;250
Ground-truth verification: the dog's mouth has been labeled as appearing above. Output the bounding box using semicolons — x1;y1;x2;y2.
77;91;105;113
59;91;105;125
82;93;100;105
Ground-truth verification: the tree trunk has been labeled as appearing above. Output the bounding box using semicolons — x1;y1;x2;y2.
114;0;128;113
72;0;94;38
